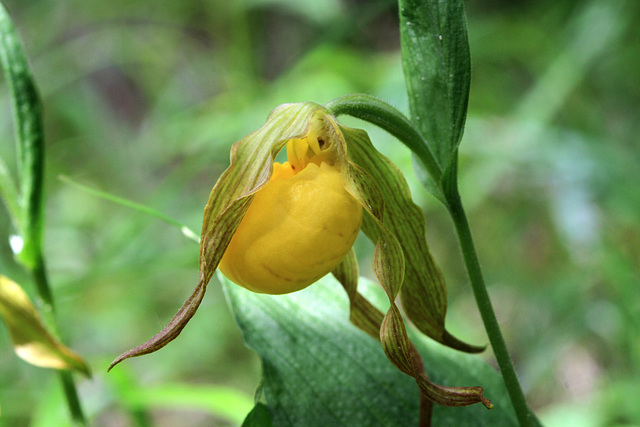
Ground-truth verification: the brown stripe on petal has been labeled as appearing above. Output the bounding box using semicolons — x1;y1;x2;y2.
110;103;333;369
380;305;415;376
331;117;491;410
340;124;480;352
415;373;494;409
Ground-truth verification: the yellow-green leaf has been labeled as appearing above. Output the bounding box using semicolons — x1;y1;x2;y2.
0;275;90;376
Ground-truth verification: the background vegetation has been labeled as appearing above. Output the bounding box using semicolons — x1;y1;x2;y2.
0;0;638;425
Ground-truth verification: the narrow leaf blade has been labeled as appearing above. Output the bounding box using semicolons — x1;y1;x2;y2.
0;3;45;269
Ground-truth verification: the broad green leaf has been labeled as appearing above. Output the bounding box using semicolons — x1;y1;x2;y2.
224;273;517;426
399;0;471;179
0;3;45;269
0;275;90;375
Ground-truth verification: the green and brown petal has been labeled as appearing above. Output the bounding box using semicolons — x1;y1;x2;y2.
107;102;490;409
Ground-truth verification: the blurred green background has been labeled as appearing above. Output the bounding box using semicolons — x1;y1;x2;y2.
0;0;638;425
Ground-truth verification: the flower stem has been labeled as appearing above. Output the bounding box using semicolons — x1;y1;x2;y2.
60;370;87;427
326;94;442;182
446;191;541;427
32;258;88;426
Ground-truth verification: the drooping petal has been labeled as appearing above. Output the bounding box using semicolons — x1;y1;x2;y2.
340;124;482;353
0;275;90;376
332;249;382;339
332;254;492;408
320;120;489;407
110;102;331;370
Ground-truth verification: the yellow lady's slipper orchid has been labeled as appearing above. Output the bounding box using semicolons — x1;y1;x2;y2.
218;113;362;294
109;101;490;410
218;145;362;294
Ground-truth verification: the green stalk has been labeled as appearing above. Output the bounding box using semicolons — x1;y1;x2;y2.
446;191;541;427
32;255;87;426
0;3;87;424
326;94;443;182
60;370;87;427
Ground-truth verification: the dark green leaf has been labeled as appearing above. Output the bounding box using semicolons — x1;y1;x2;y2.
242;403;274;427
0;3;45;269
224;273;517;426
399;0;471;172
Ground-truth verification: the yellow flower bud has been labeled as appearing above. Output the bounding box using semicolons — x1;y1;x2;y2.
219;133;362;294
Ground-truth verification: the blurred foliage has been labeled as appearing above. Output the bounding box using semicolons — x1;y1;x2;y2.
0;0;638;426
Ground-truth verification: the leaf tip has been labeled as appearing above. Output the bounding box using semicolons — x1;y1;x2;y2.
75;359;92;378
106;352;129;372
479;390;494;410
107;279;208;372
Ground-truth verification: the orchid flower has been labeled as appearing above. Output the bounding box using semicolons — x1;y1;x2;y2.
109;102;492;409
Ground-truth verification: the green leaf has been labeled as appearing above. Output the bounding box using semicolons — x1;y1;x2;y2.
0;3;45;269
0;275;90;376
0;156;21;230
223;273;517;426
399;0;471;173
242;403;274;427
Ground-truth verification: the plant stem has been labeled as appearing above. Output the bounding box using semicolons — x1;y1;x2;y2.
446;191;540;427
60;370;87;427
1;4;88;424
326;94;443;182
32;257;88;426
